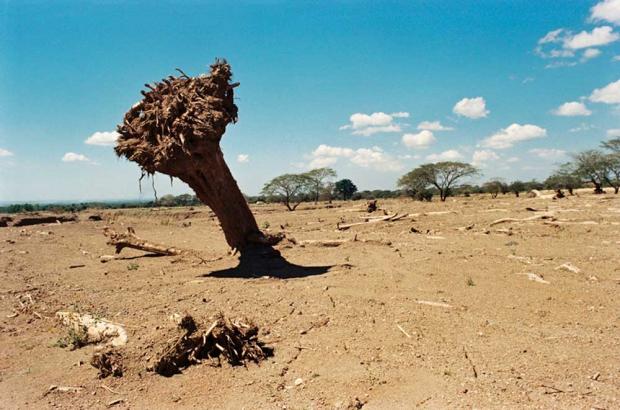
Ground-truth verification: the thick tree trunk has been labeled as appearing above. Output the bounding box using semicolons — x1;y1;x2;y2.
179;147;262;250
593;181;604;194
568;188;574;196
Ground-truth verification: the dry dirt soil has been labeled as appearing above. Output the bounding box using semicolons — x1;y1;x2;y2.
1;192;619;409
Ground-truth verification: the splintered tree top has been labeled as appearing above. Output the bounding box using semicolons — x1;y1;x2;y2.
115;60;239;176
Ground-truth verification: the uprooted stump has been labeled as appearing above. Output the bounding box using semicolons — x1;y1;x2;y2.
91;349;124;378
152;314;272;377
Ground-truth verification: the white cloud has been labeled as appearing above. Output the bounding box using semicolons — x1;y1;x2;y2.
339;112;408;136
563;26;619;49
350;146;403;171
237;154;249;163
416;120;454;131
426;149;463;162
402;130;437;149
613;55;620;61
536;25;618;67
62;152;91;162
570;123;596;132
590;78;620;103
472;150;500;167
309;144;402;172
480;123;547;149
552;101;592;116
582;48;602;60
591;0;620;25
312;144;354;157
0;148;14;157
308;156;338;168
529;148;567;159
506;156;520;163
545;61;578;69
453;97;489;119
538;28;565;44
84;131;119;146
607;128;620;137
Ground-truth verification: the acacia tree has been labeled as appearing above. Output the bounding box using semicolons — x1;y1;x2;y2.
334;179;358;200
398;162;478;202
572;150;609;194
483;179;506;199
261;173;312;211
601;138;620;194
509;180;525;197
115;60;273;252
545;163;581;195
305;168;337;203
601;137;620;153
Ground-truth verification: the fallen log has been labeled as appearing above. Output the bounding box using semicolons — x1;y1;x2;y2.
11;214;77;227
103;227;185;256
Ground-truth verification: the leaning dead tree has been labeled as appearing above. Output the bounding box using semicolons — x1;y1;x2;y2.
115;60;278;253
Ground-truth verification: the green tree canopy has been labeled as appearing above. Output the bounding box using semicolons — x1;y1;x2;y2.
261;173;312;211
333;179;358;200
398;162;478;202
304;167;337;203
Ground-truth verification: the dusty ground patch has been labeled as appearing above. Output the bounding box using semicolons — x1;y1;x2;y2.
0;192;619;408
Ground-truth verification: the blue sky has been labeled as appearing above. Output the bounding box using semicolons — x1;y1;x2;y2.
1;0;619;202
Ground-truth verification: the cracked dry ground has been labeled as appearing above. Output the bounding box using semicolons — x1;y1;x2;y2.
0;192;619;409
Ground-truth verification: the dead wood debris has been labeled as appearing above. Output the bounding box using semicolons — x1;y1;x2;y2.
103;227;185;256
56;311;128;347
337;213;409;230
7;213;77;227
102;227;213;263
91;349;124;378
152;314;272;377
44;385;84;396
489;213;555;226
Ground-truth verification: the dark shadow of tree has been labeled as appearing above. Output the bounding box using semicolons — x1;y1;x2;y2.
203;247;332;279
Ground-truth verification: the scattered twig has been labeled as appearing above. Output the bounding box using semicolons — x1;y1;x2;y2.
463;347;478;378
396;324;412;338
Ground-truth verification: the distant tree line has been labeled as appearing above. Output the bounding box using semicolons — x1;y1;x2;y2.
3;137;618;213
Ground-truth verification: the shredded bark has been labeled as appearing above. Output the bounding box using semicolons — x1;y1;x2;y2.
153;314;272;377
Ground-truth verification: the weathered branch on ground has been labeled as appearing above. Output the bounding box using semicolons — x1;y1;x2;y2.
337;213;409;230
489;213;555;226
103;227;185;256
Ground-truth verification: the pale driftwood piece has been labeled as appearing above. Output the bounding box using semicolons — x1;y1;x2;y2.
396;324;412;338
337;213;396;230
489;213;555;226
516;272;549;284
423;211;457;216
103;227;185;256
417;300;453;308
543;220;598;226
56;311;128;346
299;239;349;247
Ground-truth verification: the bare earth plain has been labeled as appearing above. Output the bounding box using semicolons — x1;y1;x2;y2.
0;192;619;409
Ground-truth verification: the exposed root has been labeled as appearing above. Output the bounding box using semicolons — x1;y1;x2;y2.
91;349;124;378
153;314;272;377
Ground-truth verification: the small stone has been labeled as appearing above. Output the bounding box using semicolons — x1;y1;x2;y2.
294;378;304;386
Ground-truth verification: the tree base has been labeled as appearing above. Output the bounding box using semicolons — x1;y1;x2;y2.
206;246;331;279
